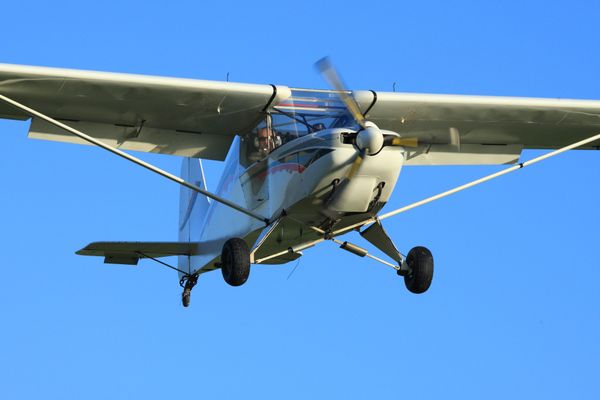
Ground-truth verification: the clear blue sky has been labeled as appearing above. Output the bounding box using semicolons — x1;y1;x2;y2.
1;1;599;399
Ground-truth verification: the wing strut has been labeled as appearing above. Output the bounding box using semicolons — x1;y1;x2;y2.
330;131;600;236
0;93;269;225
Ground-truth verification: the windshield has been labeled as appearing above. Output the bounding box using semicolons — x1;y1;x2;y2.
241;89;357;165
271;88;356;137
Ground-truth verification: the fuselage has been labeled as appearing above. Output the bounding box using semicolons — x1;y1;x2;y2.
186;128;405;275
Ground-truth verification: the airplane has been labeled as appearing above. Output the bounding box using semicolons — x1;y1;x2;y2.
1;59;599;307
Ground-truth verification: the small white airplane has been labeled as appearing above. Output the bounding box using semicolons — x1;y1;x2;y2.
1;59;599;307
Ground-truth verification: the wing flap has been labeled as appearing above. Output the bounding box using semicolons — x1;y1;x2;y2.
29;118;234;159
403;143;523;165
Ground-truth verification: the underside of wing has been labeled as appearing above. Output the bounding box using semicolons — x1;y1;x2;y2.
77;241;203;265
0;64;290;160
353;90;600;165
3;63;599;165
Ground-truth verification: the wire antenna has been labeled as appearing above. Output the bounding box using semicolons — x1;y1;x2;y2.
286;259;302;280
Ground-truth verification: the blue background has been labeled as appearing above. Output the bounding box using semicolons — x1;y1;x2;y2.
0;1;599;398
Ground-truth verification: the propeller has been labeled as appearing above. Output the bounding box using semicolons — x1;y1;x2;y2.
315;57;385;157
316;58;466;159
385;136;420;148
315;57;419;180
315;57;368;130
316;57;380;180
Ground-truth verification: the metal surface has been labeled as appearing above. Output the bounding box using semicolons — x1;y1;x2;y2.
250;219;282;262
0;63;287;160
360;219;403;263
76;241;202;258
339;241;369;257
366;91;600;151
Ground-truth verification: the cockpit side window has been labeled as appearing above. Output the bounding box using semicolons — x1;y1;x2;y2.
240;89;354;167
242;116;283;165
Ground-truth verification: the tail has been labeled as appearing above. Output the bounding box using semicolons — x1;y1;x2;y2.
178;158;210;275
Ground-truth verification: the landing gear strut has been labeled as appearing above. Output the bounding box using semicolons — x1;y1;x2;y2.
180;274;198;307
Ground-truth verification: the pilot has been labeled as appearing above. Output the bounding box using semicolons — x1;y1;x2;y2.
312;123;326;133
257;127;273;157
256;127;281;157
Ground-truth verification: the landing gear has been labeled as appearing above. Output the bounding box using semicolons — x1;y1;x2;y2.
400;246;434;294
221;238;251;286
181;274;198;307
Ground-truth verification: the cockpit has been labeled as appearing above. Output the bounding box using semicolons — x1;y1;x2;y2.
241;89;357;166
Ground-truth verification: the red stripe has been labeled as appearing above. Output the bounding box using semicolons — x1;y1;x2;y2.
254;163;305;181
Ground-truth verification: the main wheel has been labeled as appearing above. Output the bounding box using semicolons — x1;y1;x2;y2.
404;246;434;294
221;238;251;286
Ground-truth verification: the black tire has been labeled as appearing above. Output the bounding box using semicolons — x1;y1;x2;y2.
404;246;434;294
221;238;251;286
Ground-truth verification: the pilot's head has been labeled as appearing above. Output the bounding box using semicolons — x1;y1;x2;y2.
258;127;272;139
257;127;273;155
312;123;326;132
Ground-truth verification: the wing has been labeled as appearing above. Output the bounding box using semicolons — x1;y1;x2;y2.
0;63;290;160
353;90;600;165
2;63;599;165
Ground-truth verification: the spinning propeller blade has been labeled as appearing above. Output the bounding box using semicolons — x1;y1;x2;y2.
316;58;421;150
316;57;461;152
315;57;370;179
389;137;419;148
316;57;422;186
346;150;365;180
315;57;367;130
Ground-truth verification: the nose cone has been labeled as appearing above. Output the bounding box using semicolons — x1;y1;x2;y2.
356;122;384;155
